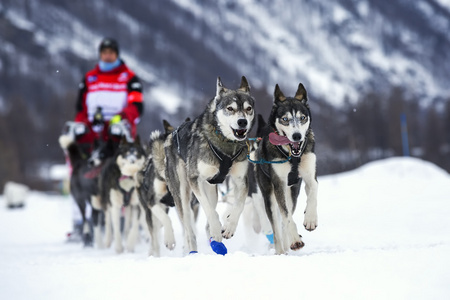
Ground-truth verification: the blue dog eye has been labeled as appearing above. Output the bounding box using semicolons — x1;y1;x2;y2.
282;117;288;122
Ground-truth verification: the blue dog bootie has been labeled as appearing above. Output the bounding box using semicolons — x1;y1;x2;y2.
209;237;227;255
265;233;274;244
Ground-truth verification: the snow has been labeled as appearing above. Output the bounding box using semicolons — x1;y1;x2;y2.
436;0;450;11
1;157;450;299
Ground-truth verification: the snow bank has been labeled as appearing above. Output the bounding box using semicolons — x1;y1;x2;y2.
0;157;449;300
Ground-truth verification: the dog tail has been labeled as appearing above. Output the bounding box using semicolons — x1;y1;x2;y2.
150;130;167;180
59;135;85;166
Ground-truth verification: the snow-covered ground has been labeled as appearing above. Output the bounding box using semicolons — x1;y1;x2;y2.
1;157;449;300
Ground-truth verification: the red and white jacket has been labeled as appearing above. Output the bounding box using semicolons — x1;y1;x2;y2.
75;60;143;144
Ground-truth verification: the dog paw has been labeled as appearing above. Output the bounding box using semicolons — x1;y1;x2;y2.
303;211;318;231
164;230;176;250
83;233;93;248
165;240;175;250
221;227;235;239
221;219;238;239
290;240;305;251
115;244;124;254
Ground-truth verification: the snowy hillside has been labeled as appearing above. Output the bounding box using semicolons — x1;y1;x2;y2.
1;0;450;112
1;157;449;299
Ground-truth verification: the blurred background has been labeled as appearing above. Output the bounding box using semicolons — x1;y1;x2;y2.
0;0;449;191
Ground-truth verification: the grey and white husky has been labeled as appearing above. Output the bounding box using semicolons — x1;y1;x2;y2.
163;76;255;255
254;83;318;254
136;120;177;257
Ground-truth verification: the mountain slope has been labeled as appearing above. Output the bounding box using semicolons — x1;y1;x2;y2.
1;0;449;112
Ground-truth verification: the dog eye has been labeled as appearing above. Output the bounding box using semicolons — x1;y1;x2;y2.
300;115;306;121
282;117;289;122
227;107;234;112
246;106;252;112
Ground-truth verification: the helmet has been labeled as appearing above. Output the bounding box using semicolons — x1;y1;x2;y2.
98;38;119;55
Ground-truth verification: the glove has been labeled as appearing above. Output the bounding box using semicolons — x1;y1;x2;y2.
110;114;122;125
92;107;104;125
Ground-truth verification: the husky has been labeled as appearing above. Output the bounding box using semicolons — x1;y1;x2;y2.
254;83;318;254
222;114;272;241
99;136;146;253
164;76;255;255
136;120;177;257
58;123;116;247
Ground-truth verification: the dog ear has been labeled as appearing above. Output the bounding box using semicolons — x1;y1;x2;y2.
274;84;286;102
238;76;250;93
163;119;174;134
216;77;228;98
294;83;308;102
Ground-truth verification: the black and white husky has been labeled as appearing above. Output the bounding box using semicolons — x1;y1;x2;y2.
163;77;255;255
99;136;146;253
59;122;116;247
254;83;318;254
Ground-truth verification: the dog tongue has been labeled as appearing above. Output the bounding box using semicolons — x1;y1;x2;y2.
269;132;292;145
83;165;103;179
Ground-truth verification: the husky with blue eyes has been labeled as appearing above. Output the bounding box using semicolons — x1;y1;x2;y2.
254;83;318;255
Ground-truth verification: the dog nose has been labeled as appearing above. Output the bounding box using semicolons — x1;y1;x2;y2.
292;133;302;141
237;119;248;128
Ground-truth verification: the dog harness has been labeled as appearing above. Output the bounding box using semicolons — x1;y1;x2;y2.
206;140;244;184
118;175;135;206
173;121;245;184
173;120;193;163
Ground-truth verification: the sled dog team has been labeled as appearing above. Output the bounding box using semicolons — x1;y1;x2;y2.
59;76;318;256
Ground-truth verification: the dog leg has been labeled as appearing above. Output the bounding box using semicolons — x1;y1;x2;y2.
126;205;140;252
268;194;285;254
149;217;161;257
252;191;273;237
299;153;318;231
181;195;197;254
141;203;160;257
123;206;132;239
151;204;175;250
110;189;124;254
104;207;113;248
178;172;198;254
222;161;249;239
90;195;104;249
276;187;304;252
192;181;222;242
92;209;104;249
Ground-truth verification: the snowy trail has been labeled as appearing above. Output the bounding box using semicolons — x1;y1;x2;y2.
1;157;449;300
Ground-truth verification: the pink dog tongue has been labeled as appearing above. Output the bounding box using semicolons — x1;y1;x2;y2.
269;132;292;145
83;165;102;179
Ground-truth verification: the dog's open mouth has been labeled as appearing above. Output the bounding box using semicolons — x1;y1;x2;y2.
269;132;303;157
290;142;302;157
233;128;247;140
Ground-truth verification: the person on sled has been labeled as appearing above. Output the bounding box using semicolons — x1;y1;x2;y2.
74;37;144;154
65;38;144;242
